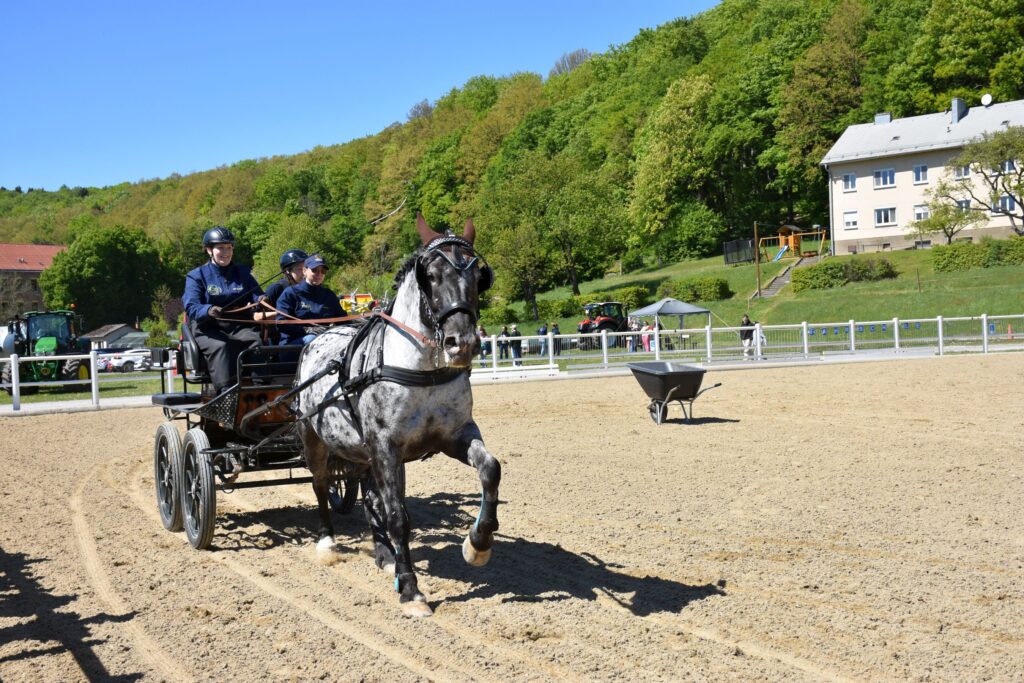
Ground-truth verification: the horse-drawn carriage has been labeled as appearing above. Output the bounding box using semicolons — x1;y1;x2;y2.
150;328;360;549
150;214;502;617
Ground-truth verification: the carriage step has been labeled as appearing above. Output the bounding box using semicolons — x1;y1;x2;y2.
152;392;202;406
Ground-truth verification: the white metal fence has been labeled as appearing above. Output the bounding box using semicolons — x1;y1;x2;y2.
3;313;1022;411
471;313;1024;375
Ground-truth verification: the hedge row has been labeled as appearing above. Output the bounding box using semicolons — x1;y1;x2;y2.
656;276;732;302
932;236;1024;272
791;258;897;292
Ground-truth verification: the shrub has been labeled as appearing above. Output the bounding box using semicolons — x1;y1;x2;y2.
792;257;897;292
932;241;988;272
582;286;650;310
652;201;727;261
656;276;732;302
1002;236;1024;265
621;247;646;273
479;305;518;327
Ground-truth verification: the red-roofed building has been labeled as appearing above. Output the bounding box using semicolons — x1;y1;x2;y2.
0;243;67;319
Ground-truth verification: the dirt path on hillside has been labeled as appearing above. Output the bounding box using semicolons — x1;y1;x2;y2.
1;354;1022;682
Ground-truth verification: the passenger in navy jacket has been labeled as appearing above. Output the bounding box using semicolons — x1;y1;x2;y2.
182;227;264;392
276;253;344;346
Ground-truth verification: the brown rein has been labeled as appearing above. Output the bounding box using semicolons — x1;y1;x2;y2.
223;300;438;348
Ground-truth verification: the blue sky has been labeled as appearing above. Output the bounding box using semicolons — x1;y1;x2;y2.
1;1;718;191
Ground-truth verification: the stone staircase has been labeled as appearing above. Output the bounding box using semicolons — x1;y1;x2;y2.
753;256;812;299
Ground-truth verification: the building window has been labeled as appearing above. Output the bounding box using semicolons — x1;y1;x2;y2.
953;164;971;179
843;210;858;229
914;240;932;249
847;246;858;254
956;199;971;212
842;174;856;191
1000;160;1016;174
913;204;930;221
874;207;897;226
913;165;928;184
873;168;895;188
994;195;1017;214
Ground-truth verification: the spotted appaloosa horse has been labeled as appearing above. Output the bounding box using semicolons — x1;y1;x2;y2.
295;214;500;617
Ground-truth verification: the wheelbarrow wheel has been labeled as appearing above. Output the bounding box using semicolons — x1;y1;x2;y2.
648;400;668;425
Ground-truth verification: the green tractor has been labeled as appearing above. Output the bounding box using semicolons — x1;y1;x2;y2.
1;310;91;394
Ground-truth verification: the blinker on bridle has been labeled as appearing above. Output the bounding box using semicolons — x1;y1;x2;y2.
420;234;487;329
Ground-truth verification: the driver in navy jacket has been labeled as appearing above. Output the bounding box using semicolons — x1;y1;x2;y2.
182;226;264;393
276;253;344;346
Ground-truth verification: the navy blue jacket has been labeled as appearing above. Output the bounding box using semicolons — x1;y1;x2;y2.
276;280;344;345
263;279;291;307
183;261;263;323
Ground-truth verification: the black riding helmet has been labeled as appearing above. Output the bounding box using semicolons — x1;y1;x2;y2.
279;249;308;270
202;226;235;247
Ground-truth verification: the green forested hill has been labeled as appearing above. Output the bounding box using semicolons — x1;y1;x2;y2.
2;0;1022;323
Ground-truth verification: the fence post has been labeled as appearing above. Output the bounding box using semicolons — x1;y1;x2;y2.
893;317;900;352
981;314;989;353
937;315;944;355
10;354;20;412
705;325;713;363
801;321;809;358
601;330;609;366
547;332;555;367
849;320;856;352
653;327;660;361
90;350;100;406
754;323;763;359
490;335;498;370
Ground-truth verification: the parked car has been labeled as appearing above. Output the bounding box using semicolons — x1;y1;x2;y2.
108;348;153;373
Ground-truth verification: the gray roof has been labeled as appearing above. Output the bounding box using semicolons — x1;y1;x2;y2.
821;98;1024;166
83;323;131;341
630;298;710;318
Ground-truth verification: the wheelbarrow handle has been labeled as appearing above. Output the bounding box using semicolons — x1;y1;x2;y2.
694;382;722;399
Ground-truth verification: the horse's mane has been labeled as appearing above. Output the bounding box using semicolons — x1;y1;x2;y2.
392;248;425;291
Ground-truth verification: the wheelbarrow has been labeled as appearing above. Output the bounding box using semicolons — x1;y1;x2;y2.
627;362;722;425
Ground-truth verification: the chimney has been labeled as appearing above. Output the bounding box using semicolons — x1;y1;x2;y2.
874;112;892;125
951;97;967;124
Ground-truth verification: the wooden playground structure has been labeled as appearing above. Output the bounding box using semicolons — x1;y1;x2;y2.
758;225;829;262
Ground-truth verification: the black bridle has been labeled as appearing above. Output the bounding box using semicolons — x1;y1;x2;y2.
418;234;490;329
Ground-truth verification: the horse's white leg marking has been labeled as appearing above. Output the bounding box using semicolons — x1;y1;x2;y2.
316;536;340;565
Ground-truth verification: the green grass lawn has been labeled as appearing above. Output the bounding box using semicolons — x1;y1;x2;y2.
0;373;164;405
509;249;1024;332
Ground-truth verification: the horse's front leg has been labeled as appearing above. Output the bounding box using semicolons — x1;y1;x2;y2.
299;424;337;563
370;456;432;617
450;422;501;567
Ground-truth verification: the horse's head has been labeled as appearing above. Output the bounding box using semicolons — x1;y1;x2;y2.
415;213;493;368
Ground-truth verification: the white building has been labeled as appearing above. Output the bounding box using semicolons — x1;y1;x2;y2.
821;97;1024;254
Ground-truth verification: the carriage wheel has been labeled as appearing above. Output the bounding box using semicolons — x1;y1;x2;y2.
181;428;217;550
328;477;361;515
153;422;183;532
648;400;668;425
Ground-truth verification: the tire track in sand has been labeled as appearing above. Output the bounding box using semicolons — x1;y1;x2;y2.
70;465;193;683
121;458;504;683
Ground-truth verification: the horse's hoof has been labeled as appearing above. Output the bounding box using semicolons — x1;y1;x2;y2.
316;537;340;565
462;536;492;567
400;597;433;618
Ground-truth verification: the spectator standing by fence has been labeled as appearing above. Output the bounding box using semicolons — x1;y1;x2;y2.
509;324;523;366
536;322;548;356
498;325;510;360
478;325;490;366
740;314;756;358
551;323;561;355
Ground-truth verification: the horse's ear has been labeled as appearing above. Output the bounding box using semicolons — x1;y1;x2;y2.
463;218;476;245
416;212;441;246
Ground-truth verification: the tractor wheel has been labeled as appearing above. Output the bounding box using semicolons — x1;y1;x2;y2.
1;363;10;396
60;359;90;392
4;362;38;395
154;423;184;532
181;428;217;549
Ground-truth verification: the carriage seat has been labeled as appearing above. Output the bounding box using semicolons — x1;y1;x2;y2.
180;319;210;381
